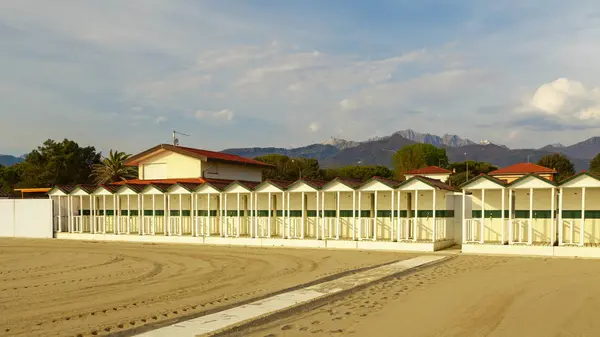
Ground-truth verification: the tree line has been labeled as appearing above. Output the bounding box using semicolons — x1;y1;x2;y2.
1;139;598;195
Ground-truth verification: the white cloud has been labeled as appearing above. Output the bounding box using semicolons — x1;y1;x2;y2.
339;98;359;111
526;78;600;120
195;108;234;122
3;1;600;154
308;122;320;132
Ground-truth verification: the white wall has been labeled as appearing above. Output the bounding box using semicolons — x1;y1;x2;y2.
139;150;202;179
203;162;263;182
0;199;53;238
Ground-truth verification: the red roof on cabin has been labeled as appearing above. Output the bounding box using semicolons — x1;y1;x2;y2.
405;166;452;175
488;163;557;176
124;144;273;168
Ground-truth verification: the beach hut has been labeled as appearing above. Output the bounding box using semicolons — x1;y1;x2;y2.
284;179;330;239
557;172;600;246
221;181;259;237
357;177;402;241
319;178;363;240
460;175;508;244
396;176;458;243
47;185;76;232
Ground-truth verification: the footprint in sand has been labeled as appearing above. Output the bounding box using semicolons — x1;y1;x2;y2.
281;324;294;330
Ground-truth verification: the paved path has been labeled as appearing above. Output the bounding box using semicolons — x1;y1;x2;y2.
136;255;447;337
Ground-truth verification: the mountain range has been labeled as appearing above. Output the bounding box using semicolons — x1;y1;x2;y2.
0;154;25;167
222;129;599;172
2;129;599;171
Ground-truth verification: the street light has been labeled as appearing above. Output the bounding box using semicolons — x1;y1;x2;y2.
464;153;469;180
291;159;302;180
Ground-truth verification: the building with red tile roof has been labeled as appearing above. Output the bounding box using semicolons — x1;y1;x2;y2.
121;144;273;184
404;166;453;182
488;163;557;183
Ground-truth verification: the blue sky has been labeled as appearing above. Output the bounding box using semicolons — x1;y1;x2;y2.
2;0;600;155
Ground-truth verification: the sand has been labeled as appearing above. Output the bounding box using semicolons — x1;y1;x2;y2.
244;255;600;337
0;238;414;337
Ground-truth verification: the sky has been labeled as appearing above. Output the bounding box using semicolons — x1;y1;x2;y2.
2;0;600;155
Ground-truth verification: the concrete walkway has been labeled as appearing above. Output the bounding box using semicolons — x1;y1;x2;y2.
136;255;447;337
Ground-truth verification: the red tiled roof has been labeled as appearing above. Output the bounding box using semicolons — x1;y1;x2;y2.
176;145;272;167
488;163;557;176
405;166;452;175
124;144;273;168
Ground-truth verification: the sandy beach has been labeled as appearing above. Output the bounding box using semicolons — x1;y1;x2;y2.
244;255;600;337
0;238;413;337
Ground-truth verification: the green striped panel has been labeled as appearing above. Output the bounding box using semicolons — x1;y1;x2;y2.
561;210;600;219
585;211;600;219
514;210;530;219
472;210;510;218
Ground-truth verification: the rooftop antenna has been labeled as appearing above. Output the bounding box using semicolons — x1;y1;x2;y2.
173;130;190;146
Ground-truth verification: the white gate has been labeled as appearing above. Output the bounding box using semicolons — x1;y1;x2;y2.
358;218;374;241
511;219;530;244
285;218;303;239
398;219;416;241
223;217;240;237
254;217;269;238
464;219;482;243
562;219;584;246
168;217;181;236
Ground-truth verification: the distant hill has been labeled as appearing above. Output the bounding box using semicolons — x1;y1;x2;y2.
368;129;475;148
320;133;417;167
541;137;600;160
222;129;600;172
0;155;24;166
222;144;339;162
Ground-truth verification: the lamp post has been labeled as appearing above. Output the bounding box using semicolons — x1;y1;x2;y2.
291;159;302;180
464;153;468;180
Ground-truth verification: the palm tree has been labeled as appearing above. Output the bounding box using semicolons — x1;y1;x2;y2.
90;150;137;184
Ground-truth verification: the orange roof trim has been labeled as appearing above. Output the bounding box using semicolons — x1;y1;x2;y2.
488;163;557;176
